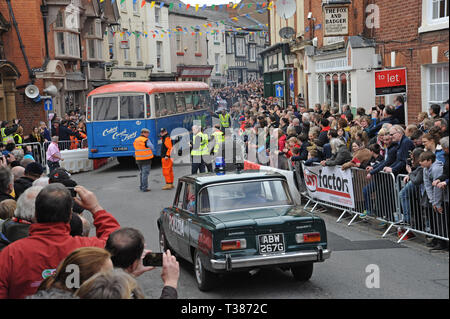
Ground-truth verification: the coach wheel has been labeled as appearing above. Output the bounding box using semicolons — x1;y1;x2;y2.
291;263;314;281
194;249;217;291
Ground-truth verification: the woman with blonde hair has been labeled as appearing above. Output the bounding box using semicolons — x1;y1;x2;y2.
38;247;113;293
75;269;145;299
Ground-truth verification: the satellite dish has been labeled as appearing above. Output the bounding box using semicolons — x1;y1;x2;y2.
279;27;295;39
276;0;297;19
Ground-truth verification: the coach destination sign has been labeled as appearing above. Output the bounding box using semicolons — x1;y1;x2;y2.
324;6;348;36
375;68;407;96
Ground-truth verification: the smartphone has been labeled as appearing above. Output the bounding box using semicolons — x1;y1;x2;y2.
142;252;163;267
66;187;77;197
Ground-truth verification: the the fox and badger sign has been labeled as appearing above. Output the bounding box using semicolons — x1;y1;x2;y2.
303;165;355;209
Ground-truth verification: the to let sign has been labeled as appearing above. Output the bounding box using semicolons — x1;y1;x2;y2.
375;68;407;96
324;6;348;36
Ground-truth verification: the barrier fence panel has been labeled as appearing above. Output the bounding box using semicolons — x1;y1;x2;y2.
300;162;355;219
15;142;46;166
283;159;449;244
357;168;401;236
397;174;449;243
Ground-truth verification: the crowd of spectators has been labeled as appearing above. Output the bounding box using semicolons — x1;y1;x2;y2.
216;81;448;249
0;109;88;167
0;158;180;299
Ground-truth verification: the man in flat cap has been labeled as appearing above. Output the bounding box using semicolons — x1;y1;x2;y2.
133;128;154;192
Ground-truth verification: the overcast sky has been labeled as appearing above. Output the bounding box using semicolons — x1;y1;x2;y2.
181;0;240;5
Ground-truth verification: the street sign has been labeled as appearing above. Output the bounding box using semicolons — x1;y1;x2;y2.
275;84;283;98
44;98;53;111
375;68;407;96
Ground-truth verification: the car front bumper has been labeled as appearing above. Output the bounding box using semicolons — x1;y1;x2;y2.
210;247;331;271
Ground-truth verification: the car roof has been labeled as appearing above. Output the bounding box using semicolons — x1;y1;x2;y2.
180;170;287;187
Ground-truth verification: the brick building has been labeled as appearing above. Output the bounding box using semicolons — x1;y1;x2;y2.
372;0;449;124
303;0;381;112
0;0;47;131
0;0;118;134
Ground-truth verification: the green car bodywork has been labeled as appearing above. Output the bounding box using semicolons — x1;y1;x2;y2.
157;170;331;291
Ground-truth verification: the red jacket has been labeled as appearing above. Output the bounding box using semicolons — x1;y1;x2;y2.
0;210;120;299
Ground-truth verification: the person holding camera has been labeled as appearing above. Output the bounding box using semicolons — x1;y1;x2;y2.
105;227;179;299
0;183;120;299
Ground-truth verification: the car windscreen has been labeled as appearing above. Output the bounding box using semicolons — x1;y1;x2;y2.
198;180;293;214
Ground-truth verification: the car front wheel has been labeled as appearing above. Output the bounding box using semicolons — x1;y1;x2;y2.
194;250;217;291
291;263;314;281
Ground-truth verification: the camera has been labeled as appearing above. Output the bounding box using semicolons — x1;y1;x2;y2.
407;158;412;167
142;252;163;267
66;186;77;198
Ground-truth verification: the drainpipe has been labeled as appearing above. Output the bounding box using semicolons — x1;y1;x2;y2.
41;1;50;61
6;0;34;83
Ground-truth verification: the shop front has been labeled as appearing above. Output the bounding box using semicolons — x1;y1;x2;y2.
305;36;378;113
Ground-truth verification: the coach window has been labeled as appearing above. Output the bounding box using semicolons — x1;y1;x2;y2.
155;93;167;117
185;92;194;111
192;92;200;110
165;92;177;115
176;92;186;113
93;96;118;121
120;95;145;119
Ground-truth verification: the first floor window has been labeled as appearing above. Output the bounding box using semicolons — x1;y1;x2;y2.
428;64;449;110
215;53;220;74
176;29;182;52
136;36;142;62
55;32;80;58
249;44;256;62
123;33;130;61
432;0;449;21
108;28;115;59
194;32;200;53
156;41;163;69
235;37;245;57
87;39;102;60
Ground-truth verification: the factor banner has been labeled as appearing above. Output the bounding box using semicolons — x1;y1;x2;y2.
302;164;355;209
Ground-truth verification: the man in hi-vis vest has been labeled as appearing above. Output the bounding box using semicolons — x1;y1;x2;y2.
190;125;208;174
133;128;154;192
218;109;230;133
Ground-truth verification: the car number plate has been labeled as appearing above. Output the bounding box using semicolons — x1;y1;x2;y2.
113;147;128;151
258;233;285;254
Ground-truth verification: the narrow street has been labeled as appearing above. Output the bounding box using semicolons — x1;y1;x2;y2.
71;159;449;299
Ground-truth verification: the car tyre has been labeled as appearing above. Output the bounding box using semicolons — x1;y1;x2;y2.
291;263;314;281
194;249;217;291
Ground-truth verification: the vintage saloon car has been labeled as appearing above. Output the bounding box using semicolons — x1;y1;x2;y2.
157;170;331;291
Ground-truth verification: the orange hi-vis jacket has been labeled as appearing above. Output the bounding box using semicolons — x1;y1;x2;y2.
69;135;78;150
133;136;154;161
161;135;172;157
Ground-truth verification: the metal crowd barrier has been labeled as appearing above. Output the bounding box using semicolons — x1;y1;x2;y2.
293;161;449;243
397;174;448;243
14;142;46;166
43;138;88;153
